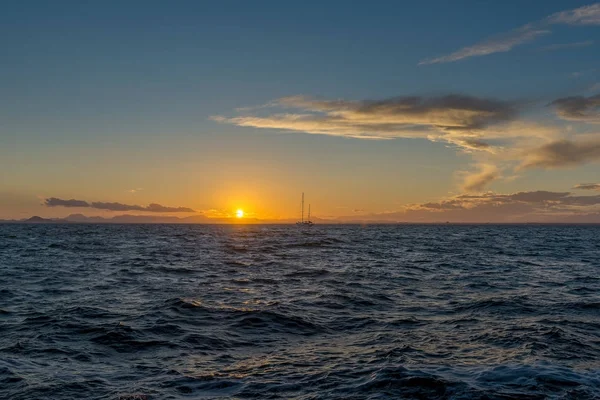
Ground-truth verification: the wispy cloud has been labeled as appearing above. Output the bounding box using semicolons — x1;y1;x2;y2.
213;94;520;152
44;198;195;213
573;183;600;190
547;3;600;25
461;164;500;192
420;27;549;65
589;82;600;92
127;188;143;194
540;40;594;51
216;91;600;174
571;68;598;78
520;138;600;169
421;3;600;64
550;94;600;123
506;93;600;169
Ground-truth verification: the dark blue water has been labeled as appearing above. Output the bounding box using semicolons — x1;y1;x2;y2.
1;224;599;399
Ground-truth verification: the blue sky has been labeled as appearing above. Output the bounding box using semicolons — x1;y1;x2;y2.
1;1;600;221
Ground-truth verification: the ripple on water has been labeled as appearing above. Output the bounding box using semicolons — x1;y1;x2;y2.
0;224;599;399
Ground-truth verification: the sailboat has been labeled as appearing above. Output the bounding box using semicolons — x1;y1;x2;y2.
296;192;314;226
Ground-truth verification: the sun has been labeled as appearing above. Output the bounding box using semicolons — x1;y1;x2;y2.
236;209;244;218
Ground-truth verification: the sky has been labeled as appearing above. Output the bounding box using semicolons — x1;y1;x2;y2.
2;0;600;222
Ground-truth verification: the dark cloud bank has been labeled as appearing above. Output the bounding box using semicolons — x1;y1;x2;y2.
521;138;600;168
340;190;600;223
573;183;600;190
550;94;600;123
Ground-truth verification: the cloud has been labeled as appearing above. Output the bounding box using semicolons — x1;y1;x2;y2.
354;190;600;223
459;191;572;203
45;198;195;213
217;94;584;175
214;94;519;151
421;3;600;64
90;202;146;212
470;190;600;208
416;190;600;211
549;94;600;123
571;68;598;78
127;188;143;193
561;194;600;206
520;138;600;169
44;198;90;208
540;40;594;51
461;164;500;192
573;183;600;190
547;3;600;25
420;27;549;65
145;203;196;213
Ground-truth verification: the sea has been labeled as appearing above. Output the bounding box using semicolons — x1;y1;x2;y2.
0;224;599;399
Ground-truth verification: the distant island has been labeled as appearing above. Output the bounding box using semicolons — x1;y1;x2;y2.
1;213;600;224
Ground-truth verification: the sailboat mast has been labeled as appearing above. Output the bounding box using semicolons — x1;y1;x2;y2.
308;204;311;221
301;192;304;223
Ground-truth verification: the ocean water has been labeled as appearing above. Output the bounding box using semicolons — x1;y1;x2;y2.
0;224;599;399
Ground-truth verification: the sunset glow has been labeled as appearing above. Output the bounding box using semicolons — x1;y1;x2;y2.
1;1;600;225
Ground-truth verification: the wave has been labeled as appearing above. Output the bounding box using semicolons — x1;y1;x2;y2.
2;224;600;399
287;238;345;248
451;296;536;314
164;298;325;335
229;309;324;335
285;268;330;277
90;327;175;352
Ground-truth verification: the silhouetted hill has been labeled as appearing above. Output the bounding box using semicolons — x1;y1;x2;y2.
110;215;181;223
23;216;63;223
5;214;600;225
65;214;110;223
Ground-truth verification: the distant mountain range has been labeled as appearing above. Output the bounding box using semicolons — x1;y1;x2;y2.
1;213;600;224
